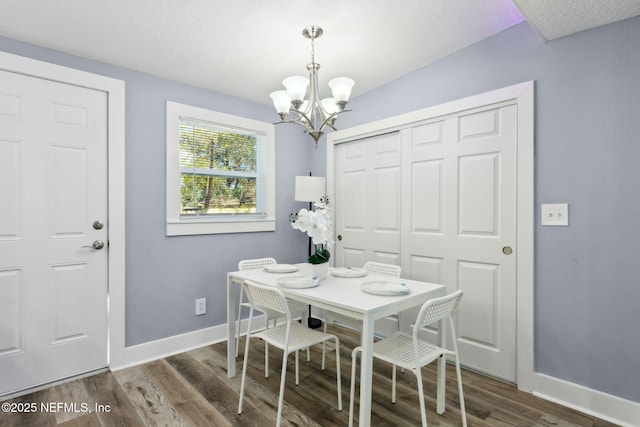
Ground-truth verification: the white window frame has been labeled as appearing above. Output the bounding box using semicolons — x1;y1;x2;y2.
166;101;276;235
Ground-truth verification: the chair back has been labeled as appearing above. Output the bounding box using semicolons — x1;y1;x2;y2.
363;261;401;278
414;290;463;331
239;257;276;271
242;280;289;318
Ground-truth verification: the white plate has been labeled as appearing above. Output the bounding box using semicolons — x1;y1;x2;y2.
331;267;367;278
277;276;320;289
263;264;299;273
361;281;409;296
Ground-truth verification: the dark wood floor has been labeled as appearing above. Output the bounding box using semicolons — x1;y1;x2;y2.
1;326;620;426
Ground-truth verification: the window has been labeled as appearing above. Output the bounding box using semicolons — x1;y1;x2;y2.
166;101;275;235
179;121;264;216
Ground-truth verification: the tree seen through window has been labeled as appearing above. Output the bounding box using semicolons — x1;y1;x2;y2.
179;123;259;215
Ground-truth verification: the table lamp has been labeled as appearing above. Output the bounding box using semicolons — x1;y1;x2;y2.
293;174;325;329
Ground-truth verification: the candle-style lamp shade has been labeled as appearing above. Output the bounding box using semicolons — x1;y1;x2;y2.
294;176;326;203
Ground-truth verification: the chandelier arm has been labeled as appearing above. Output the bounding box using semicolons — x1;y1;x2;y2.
274;109;352;134
273;119;313;132
317;109;352;133
272;108;313;129
278;119;319;137
290;109;315;132
317;114;337;134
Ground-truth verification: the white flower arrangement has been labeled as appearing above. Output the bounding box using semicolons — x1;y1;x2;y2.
291;199;333;264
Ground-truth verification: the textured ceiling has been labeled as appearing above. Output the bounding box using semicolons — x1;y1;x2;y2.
512;0;640;40
0;0;638;106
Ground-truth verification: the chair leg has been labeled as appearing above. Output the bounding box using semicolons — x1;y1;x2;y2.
396;317;405;374
348;347;360;427
295;350;300;385
414;364;428;427
335;337;342;411
455;356;468;427
264;317;275;378
391;364;397;403
237;316;253;415
264;340;269;377
275;351;289;427
321;320;328;370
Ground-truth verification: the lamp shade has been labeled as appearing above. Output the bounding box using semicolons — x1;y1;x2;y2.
295;176;326;202
283;75;310;102
270;90;291;114
321;97;339;115
328;77;355;102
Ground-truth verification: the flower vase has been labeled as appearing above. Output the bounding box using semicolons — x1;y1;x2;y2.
311;262;329;280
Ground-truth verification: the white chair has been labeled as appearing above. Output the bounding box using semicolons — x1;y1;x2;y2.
362;261;402;278
237;280;342;427
348;290;467;427
235;258;307;350
321;261;401;368
235;258;309;372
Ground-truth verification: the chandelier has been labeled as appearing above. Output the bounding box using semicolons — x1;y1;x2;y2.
269;26;355;147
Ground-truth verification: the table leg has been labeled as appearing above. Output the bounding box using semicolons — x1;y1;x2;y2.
227;275;237;378
358;315;375;426
397;308;411;333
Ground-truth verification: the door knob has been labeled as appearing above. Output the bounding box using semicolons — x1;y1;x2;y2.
502;246;513;255
93;220;104;230
337;234;343;241
83;240;105;250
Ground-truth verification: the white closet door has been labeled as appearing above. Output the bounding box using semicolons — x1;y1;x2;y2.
334;132;402;268
401;102;517;382
334;102;518;382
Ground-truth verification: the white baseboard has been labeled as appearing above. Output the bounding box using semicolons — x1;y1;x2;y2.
110;324;226;371
533;373;640;427
109;315;267;371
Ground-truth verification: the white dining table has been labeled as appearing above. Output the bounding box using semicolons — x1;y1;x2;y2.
226;263;447;427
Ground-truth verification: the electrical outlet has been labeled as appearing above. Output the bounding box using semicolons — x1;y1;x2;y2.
195;298;206;315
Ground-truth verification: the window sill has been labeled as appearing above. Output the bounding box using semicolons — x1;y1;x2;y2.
166;218;276;236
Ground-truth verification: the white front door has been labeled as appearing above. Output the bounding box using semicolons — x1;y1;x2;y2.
333;102;518;382
0;69;109;396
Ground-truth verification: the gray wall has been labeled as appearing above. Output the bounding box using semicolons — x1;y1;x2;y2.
0;36;317;346
337;19;640;403
2;14;639;404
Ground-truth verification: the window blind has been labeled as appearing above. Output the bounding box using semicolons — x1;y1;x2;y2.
178;118;267;217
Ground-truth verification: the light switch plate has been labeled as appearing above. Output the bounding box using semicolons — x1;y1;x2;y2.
541;203;569;226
